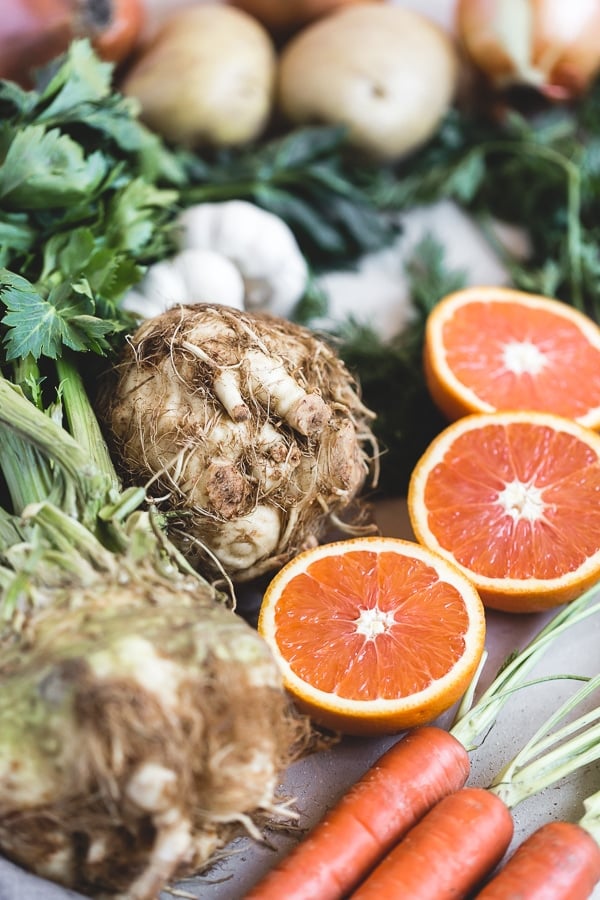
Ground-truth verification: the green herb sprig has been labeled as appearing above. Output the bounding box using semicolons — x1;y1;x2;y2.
0;40;186;365
332;83;600;493
180;125;401;268
379;84;600;318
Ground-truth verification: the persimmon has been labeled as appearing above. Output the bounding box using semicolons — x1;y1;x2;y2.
0;0;144;86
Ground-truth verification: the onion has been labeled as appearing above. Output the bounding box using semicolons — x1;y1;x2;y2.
456;0;600;99
0;0;145;87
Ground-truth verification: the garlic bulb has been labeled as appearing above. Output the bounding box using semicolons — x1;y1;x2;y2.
177;200;309;319
122;249;245;319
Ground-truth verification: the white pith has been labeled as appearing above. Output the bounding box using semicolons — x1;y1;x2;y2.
501;339;547;376
497;479;545;521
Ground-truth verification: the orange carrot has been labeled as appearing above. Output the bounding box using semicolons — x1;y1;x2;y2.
475;821;600;899
244;725;469;900
245;587;600;900
348;675;600;900
349;787;514;900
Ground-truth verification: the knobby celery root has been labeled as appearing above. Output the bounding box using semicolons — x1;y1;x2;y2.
98;304;378;581
0;556;312;900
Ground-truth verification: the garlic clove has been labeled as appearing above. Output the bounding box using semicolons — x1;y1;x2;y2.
171;249;246;310
176;200;309;318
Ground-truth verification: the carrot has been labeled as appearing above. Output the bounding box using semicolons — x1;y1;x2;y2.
351;787;514;900
348;676;600;900
245;586;600;900
475;820;600;900
244;725;469;900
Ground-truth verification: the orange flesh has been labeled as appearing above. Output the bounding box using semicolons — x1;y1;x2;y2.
273;550;470;701
441;302;600;417
423;422;600;580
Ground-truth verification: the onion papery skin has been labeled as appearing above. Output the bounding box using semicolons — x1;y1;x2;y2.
457;0;600;100
229;0;382;36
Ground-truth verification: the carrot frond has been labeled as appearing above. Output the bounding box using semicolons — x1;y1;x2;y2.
450;584;600;751
489;674;600;810
579;788;600;846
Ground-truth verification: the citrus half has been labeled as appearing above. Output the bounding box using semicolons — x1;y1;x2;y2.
424;287;600;428
408;410;600;613
258;536;486;736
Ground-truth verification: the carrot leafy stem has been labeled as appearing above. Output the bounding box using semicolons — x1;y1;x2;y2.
450;582;600;750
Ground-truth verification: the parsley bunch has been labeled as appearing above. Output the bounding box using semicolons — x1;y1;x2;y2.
0;40;186;364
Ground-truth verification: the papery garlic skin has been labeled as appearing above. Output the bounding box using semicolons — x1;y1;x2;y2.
121;248;246;319
177;200;309;319
457;0;600;99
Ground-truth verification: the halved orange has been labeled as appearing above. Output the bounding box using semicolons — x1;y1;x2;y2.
424;287;600;428
257;536;486;736
408;410;600;613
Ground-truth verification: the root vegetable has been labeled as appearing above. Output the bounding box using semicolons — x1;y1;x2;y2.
276;4;459;162
476;819;600;900
351;787;515;900
0;372;318;900
0;560;310;899
98;303;378;581
244;727;470;900
121;4;277;148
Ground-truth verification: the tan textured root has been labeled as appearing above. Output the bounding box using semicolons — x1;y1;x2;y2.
98;304;379;581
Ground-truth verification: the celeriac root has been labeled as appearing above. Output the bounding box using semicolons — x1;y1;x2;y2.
99;304;378;581
0;564;313;899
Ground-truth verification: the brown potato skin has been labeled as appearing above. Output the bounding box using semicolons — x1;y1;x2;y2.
228;0;382;35
277;4;459;161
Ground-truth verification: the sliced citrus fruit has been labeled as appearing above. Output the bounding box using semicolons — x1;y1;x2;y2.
424;286;600;428
257;536;486;736
408;410;600;613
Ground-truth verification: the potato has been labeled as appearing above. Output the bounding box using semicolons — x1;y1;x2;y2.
121;4;277;148
277;4;459;161
228;0;382;35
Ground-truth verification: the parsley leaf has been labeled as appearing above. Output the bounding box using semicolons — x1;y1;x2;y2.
0;125;107;208
0;41;185;364
1;272;117;360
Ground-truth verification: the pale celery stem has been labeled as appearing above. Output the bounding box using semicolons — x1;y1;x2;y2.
1;356;54;511
0;378;112;529
55;353;119;491
22;501;115;572
0;507;22;551
0;431;53;512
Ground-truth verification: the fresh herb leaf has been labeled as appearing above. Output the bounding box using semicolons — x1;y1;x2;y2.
0;125;107;208
0;41;186;365
1;273;117;360
104;179;179;256
180;126;400;267
34;39;113;121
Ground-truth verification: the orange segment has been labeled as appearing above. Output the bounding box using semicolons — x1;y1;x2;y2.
408;410;600;613
258;537;486;736
424;287;600;427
